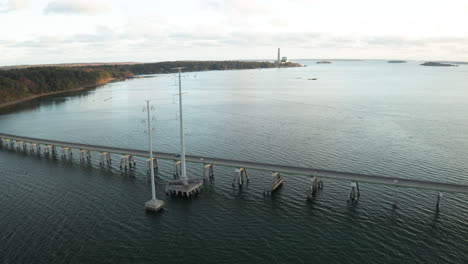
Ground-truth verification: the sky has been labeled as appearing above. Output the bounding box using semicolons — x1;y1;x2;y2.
1;0;467;65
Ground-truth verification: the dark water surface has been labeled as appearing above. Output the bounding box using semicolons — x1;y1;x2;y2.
1;60;467;263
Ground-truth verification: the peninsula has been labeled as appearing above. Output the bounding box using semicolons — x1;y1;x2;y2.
0;60;301;108
421;62;457;67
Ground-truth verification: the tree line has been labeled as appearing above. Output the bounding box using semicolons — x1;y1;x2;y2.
0;60;300;105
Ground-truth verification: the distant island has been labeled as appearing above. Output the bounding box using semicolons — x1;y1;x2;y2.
0;60;302;108
421;62;458;67
388;60;407;63
434;61;467;65
317;61;331;64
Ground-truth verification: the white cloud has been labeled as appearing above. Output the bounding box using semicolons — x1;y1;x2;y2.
0;0;27;13
43;0;108;15
1;0;468;65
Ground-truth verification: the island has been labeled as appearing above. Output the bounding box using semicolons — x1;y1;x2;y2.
388;60;407;63
317;61;331;64
0;60;302;108
421;62;458;67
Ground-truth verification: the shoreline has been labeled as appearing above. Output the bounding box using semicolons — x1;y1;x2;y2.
0;78;116;110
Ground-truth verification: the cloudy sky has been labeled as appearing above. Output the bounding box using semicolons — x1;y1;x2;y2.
1;0;467;65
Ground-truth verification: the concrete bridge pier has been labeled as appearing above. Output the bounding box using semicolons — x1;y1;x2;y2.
44;145;52;156
30;143;37;153
100;152;111;166
15;141;23;151
232;168;249;187
264;172;284;196
17;141;27;151
349;182;360;202
120;155;135;170
79;149;91;162
147;158;158;173
173;160;181;178
3;139;12;149
61;147;72;158
203;164;214;181
306;176;323;199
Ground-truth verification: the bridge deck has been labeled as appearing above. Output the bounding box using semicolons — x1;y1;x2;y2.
1;133;467;194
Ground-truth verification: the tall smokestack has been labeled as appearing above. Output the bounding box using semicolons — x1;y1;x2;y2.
277;48;280;64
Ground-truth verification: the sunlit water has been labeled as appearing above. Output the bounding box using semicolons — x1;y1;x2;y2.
1;60;467;263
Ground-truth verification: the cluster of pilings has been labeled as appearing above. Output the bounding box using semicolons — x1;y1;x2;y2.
165;179;203;197
232;168;249;186
100;152;111;166
264;172;284;196
204;164;214;181
306;176;324;199
166;160;211;198
0;137;449;210
61;147;72;158
120;155;136;170
0;139;142;174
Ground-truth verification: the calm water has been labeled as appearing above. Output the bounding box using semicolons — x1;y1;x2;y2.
1;60;467;263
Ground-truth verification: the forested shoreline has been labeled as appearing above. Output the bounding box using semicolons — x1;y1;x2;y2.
0;60;301;106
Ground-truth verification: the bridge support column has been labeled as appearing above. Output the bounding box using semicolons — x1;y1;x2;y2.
203;164;214;181
30;143;37;153
100;152;111;166
44;145;52;156
173;160;181;178
120;155;134;170
61;147;72;158
16;141;23;151
232;168;249;187
306;176;323;199
264;172;284;196
349;182;360;202
2;139;11;149
80;149;91;161
147;158;158;173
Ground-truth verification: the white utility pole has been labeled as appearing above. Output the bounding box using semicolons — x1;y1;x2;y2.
147;100;156;200
144;100;164;212
174;67;188;185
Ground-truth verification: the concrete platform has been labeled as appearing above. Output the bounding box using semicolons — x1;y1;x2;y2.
166;179;203;197
145;199;165;212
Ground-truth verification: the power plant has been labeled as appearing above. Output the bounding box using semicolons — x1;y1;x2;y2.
276;48;288;64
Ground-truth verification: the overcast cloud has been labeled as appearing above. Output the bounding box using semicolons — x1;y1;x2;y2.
43;0;109;15
0;0;27;13
1;0;467;65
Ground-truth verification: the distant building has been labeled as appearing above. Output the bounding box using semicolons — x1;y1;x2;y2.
277;48;281;64
276;48;289;64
